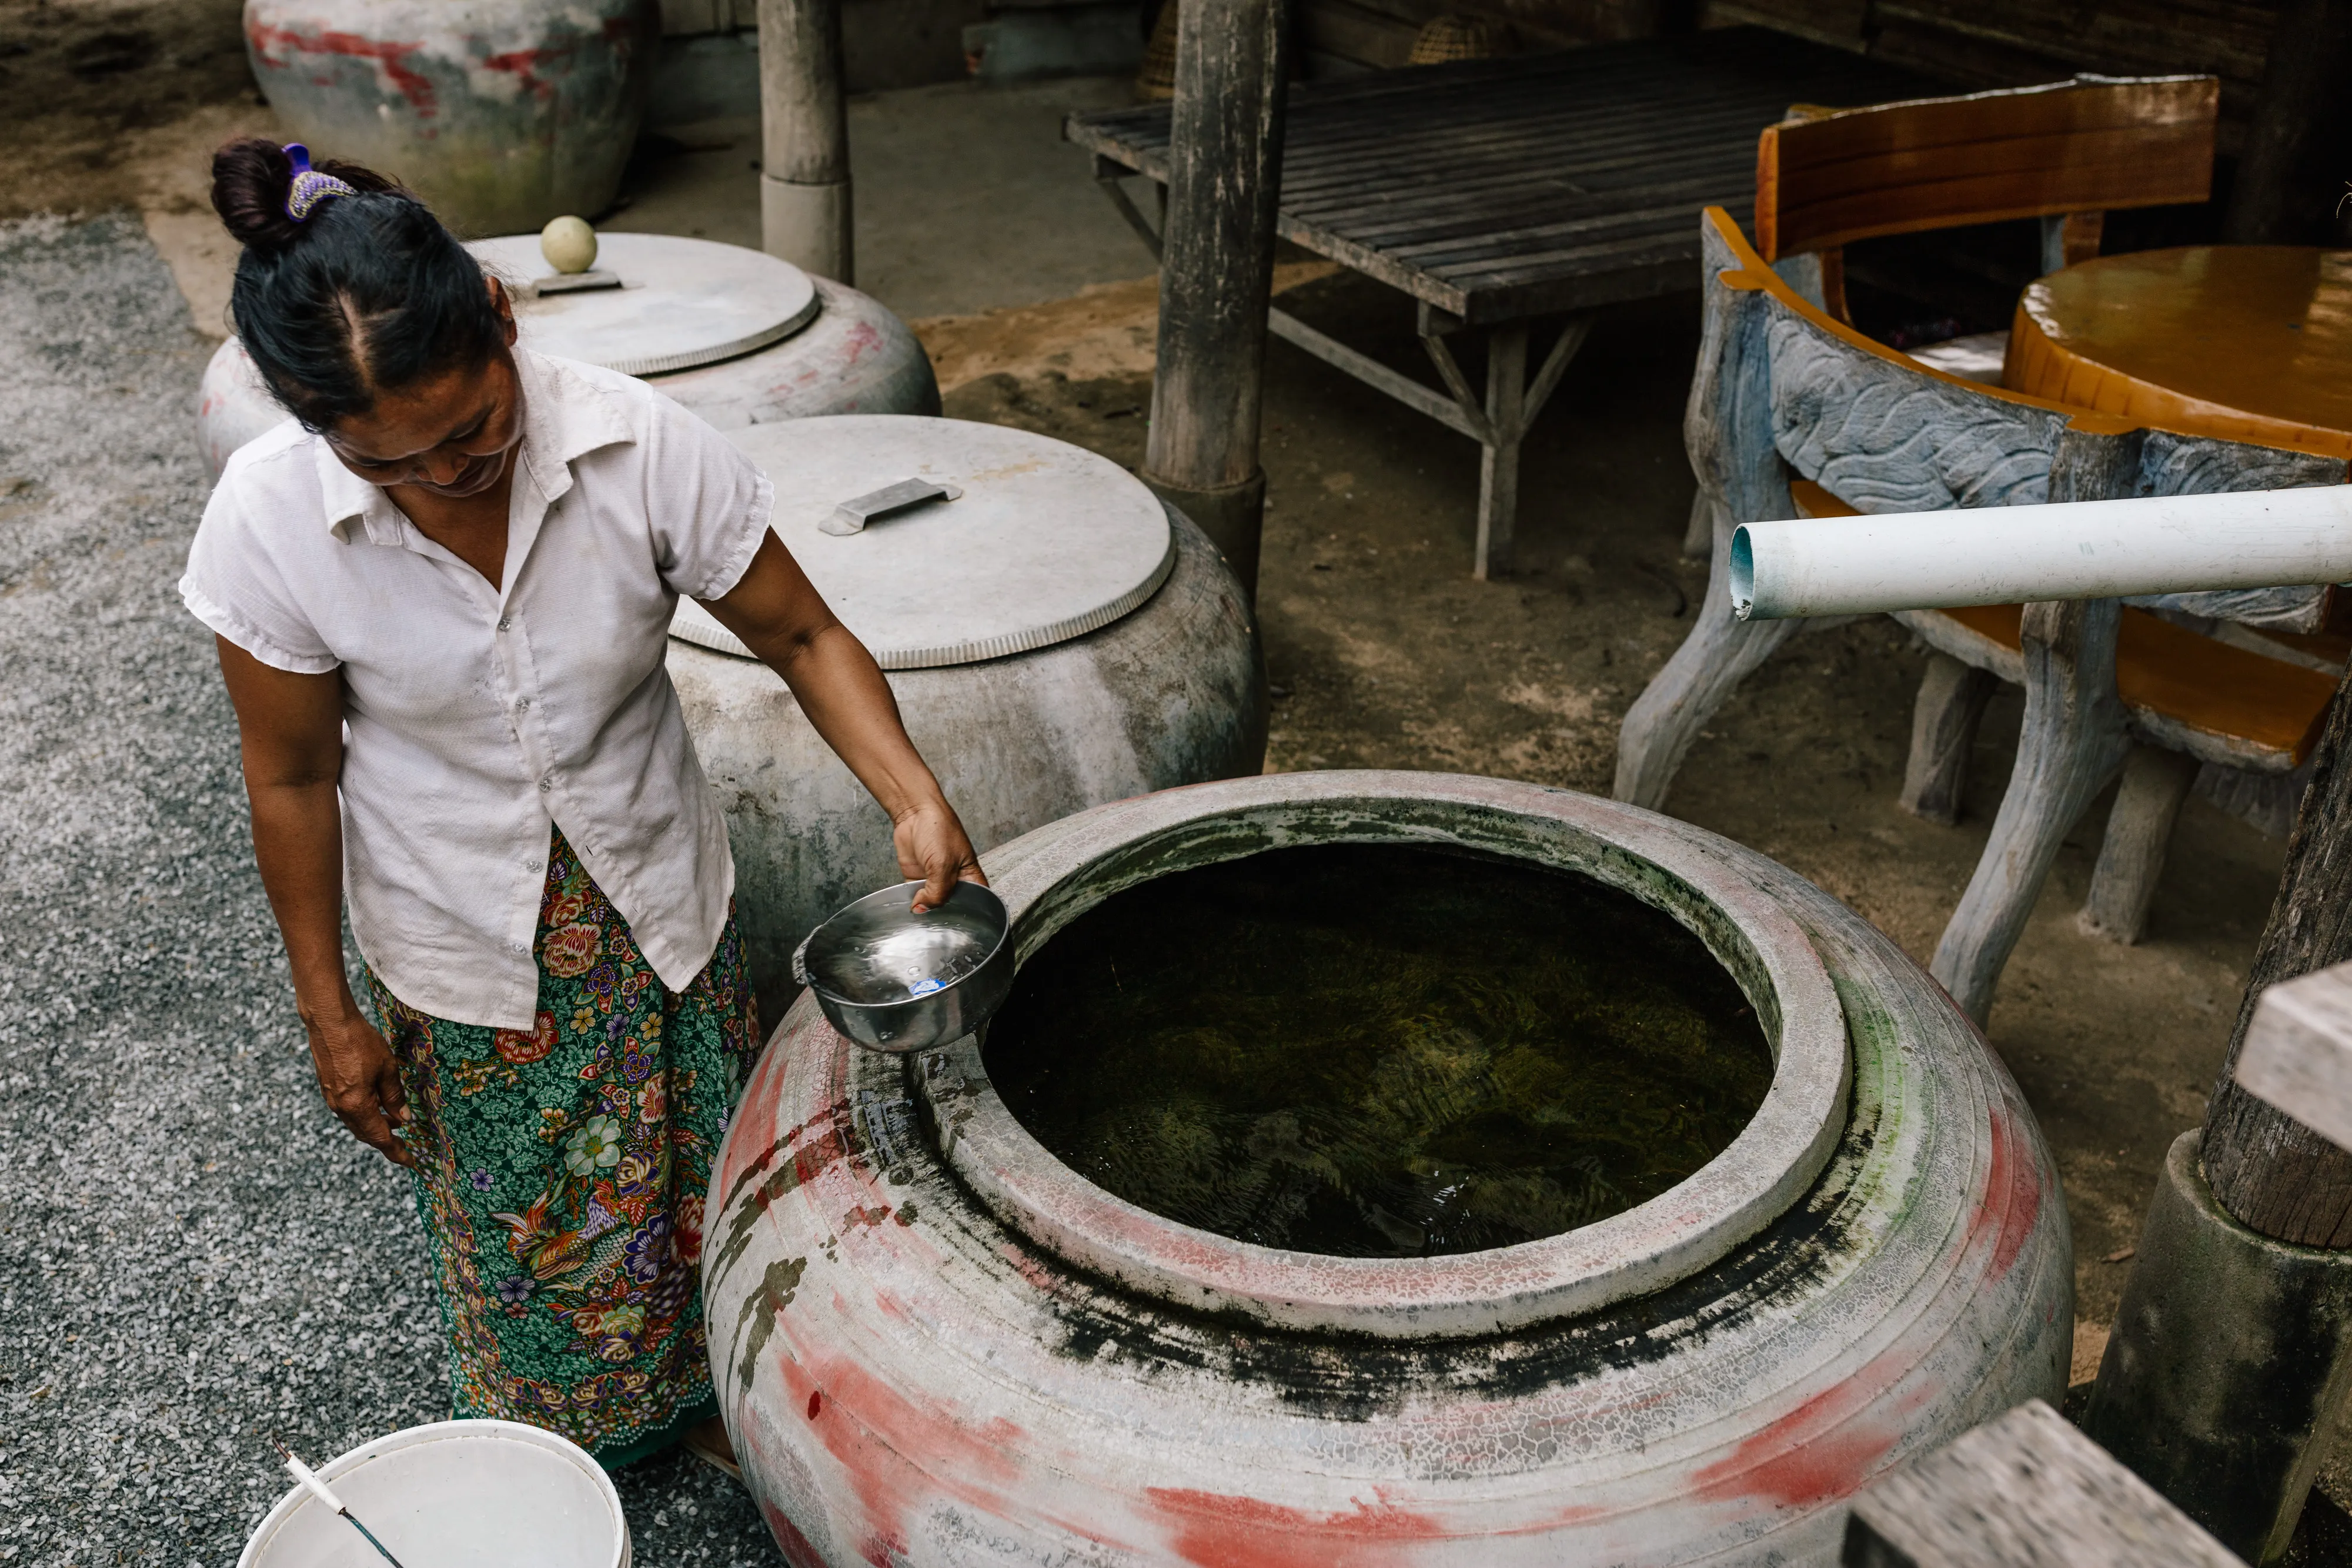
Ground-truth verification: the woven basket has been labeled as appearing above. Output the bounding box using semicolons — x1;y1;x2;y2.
1407;12;1501;64
1137;0;1179;100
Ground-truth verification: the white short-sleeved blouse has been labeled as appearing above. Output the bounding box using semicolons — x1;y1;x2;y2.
181;349;774;1031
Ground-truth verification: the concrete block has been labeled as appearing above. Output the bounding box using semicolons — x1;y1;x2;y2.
2083;1129;2352;1563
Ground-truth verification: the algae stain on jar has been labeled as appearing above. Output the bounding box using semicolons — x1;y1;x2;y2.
984;843;1775;1258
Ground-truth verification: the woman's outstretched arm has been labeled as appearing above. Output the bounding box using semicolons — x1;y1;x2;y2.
215;637;413;1166
699;530;984;910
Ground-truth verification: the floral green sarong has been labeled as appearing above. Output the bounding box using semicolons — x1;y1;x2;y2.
365;827;761;1466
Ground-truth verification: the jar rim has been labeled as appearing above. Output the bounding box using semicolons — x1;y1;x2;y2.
918;770;1852;1340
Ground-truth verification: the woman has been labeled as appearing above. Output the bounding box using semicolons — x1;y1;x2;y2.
180;141;983;1472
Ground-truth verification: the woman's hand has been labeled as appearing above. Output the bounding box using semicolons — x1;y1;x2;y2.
894;797;986;912
704;534;988;914
305;1000;414;1167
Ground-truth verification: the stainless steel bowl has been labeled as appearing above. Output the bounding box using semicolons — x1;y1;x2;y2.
790;879;1013;1054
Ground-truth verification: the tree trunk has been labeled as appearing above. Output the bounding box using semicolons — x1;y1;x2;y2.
1140;0;1290;597
2203;661;2352;1247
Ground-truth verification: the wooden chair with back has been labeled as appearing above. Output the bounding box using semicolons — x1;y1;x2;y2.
1618;205;2345;1025
1753;73;2219;381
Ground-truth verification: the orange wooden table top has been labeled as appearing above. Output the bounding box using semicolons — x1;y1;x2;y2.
2006;246;2352;462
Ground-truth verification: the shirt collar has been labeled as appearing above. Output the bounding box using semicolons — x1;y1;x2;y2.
316;346;637;545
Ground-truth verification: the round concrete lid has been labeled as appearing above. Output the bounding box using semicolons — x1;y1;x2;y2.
469;232;821;377
670;416;1176;670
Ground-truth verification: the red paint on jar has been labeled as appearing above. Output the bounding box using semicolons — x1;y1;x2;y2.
1145;1487;1448;1567
482;43;576;99
245;21;437;114
1691;1360;1902;1509
1976;1101;2044;1278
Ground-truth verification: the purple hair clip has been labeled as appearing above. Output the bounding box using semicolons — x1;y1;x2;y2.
284;143;358;223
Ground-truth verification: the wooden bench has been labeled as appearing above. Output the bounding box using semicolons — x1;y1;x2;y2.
1067;28;1938;578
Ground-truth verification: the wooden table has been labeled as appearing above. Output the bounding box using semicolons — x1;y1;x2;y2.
1068;28;1936;576
2007;246;2352;462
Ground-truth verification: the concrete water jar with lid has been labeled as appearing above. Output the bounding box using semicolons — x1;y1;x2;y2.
196;232;938;476
666;414;1265;1015
704;771;2071;1567
243;0;656;236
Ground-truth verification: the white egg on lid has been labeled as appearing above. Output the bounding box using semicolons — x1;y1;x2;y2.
539;215;599;275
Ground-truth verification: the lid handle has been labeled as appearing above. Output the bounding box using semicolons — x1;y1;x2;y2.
820;478;965;537
530;270;622;297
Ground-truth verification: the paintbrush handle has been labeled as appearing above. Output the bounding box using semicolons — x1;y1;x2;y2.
280;1452;347;1515
275;1446;409;1567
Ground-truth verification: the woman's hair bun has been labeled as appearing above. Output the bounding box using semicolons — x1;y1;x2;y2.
209;137;402;253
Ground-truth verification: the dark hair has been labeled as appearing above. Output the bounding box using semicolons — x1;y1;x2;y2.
211;138;507;430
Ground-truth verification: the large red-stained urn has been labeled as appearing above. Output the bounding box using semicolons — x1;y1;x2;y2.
704;771;2071;1567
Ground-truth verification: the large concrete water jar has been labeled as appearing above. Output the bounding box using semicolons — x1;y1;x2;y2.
196;233;937;477
705;771;2070;1567
669;414;1266;1018
243;0;657;236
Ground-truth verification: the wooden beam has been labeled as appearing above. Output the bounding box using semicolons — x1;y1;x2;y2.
1842;1399;2247;1568
1271;307;1487;440
2234;960;2352;1155
1140;0;1292;598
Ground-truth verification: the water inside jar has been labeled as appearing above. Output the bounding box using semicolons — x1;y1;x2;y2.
981;843;1775;1259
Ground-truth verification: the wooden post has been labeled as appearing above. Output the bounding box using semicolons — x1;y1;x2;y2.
1841;1399;2246;1568
2084;663;2352;1562
2221;0;2352;248
1138;0;1291;599
758;0;853;282
2204;666;2352;1243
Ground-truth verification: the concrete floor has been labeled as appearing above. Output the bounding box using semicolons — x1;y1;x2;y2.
12;36;2352;1567
615;76;1152;321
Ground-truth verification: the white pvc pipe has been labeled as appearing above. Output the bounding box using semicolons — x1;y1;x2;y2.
1730;485;2352;620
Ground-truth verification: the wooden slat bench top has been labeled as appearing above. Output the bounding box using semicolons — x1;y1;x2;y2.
1067;28;1941;326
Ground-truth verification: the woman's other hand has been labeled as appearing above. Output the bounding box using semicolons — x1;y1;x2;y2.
894;798;985;913
305;1001;414;1167
214;637;416;1168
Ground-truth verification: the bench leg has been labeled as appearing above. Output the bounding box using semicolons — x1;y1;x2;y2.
1614;486;1800;810
2079;744;2201;944
1475;326;1528;580
1900;653;2000;825
1930;599;2131;1024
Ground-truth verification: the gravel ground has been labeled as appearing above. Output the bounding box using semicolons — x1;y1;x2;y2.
0;213;778;1566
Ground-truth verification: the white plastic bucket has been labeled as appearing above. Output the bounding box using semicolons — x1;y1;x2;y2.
238;1419;631;1568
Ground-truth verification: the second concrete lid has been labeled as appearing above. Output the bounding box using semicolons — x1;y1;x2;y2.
470;232;822;377
670;416;1175;670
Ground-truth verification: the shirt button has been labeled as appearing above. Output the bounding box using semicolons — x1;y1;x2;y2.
525;859;542;872
538;778;552;792
497;617;512;631
511;941;529;955
515;697;532;712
